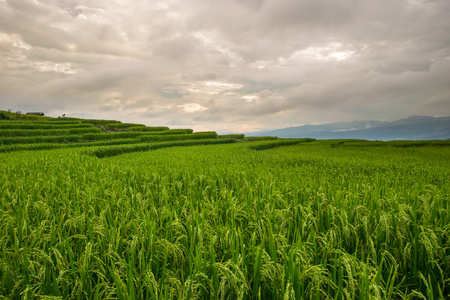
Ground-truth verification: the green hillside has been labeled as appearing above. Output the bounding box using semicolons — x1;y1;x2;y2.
0;111;253;155
0;111;449;299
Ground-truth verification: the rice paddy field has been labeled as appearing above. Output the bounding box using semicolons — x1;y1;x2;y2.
0;113;449;299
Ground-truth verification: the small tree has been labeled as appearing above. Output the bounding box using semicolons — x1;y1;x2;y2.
0;112;11;120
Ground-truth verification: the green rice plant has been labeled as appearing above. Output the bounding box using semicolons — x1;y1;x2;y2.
0;134;83;145
219;134;245;139
0;110;51;121
144;129;194;135
0;123;92;130
81;131;143;141
0;127;101;137
128;126;171;132
79;119;120;126
244;136;278;141
116;129;195;135
172;129;194;134
248;138;315;150
0;120;82;125
0;138;144;153
105;123;146;129
335;139;450;148
387;140;450;147
47;118;121;126
88;138;236;158
330;139;380;148
139;132;218;143
0;138;448;299
45;117;81;122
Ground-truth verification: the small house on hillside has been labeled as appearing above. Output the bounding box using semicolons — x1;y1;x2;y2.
26;112;45;116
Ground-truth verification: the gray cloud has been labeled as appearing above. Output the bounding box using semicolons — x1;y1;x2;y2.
0;0;449;133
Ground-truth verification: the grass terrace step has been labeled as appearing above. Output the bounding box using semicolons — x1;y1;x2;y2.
81;131;144;141
0;135;83;145
330;139;450;148
0;110;51;121
46;117;121;126
0;127;101;137
141;129;194;135
244;136;278;141
79;131;207;141
105;122;146;129
0;138;143;153
139;131;218;142
248;138;316;150
129;126;170;131
88;138;236;158
219;134;245;139
0;122;93;130
0;120;82;125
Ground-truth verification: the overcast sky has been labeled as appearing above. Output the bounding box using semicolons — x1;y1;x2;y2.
1;0;449;133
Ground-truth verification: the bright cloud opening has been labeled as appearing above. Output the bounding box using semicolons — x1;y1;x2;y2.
178;103;208;113
184;81;243;95
296;42;358;61
242;95;258;102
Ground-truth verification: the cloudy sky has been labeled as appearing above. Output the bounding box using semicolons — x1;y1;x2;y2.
1;0;449;133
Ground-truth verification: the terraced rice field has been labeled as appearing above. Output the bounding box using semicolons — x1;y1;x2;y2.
0;113;449;299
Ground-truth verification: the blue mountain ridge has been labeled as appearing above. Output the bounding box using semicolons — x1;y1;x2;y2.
244;116;450;140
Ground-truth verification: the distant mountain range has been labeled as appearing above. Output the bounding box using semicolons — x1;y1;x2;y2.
245;116;450;140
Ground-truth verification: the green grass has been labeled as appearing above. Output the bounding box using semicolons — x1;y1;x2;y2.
54;118;120;126
248;138;315;150
244;136;278;141
80;131;207;141
0;132;223;151
87;138;236;158
0;127;101;137
0;110;52;121
139;132;218;142
0;134;84;145
0;140;448;299
148;129;194;135
0;122;93;130
0;120;83;125
219;134;245;139
105;123;146;129
330;139;450;148
129;126;170;132
0;138;145;153
81;131;144;141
